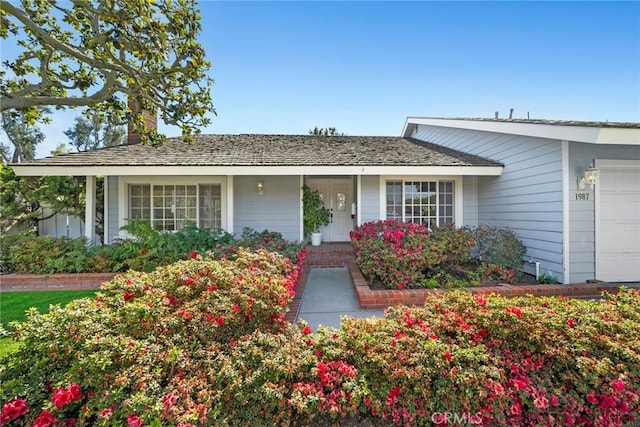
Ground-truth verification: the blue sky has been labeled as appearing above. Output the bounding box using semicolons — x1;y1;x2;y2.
2;1;639;158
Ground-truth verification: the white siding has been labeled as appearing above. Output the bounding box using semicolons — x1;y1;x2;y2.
234;175;301;242
360;175;380;224
415;125;565;281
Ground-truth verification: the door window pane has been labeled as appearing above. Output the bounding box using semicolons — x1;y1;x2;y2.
199;184;222;229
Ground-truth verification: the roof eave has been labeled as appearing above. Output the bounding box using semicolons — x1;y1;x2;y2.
404;117;640;145
10;164;504;177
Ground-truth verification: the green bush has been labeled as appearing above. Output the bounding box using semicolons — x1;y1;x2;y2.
7;236;92;274
1;223;305;274
470;225;526;270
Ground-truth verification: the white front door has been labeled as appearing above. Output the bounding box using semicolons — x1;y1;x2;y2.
306;178;354;242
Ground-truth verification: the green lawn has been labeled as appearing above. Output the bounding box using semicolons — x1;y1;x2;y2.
0;290;98;360
0;290;98;331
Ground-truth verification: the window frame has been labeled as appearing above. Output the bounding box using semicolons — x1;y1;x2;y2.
119;176;227;235
379;176;463;227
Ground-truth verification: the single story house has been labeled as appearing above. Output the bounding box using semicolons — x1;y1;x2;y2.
10;117;640;284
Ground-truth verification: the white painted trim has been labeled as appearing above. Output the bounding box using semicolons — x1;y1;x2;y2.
299;175;304;241
404;117;640;145
561;140;570;284
11;164;504;177
226;175;233;235
356;174;362;226
103;176;109;245
85;176;96;244
379;175;386;220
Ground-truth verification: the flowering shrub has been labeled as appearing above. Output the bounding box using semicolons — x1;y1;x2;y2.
0;249;305;426
2;274;639;425
350;220;512;289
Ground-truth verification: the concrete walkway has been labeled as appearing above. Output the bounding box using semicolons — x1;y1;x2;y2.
296;267;385;330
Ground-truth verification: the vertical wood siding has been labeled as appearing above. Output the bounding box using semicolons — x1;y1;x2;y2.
414;125;565;281
234;175;301;242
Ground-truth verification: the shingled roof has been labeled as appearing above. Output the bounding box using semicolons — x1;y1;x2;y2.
16;134;502;167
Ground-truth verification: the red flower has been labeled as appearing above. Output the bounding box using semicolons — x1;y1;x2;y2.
190;250;197;259
206;314;214;322
586;394;598;404
1;398;29;422
186;277;196;285
506;306;522;318
444;350;452;362
302;325;312;335
33;410;56;427
124;290;135;302
474;295;487;306
550;394;559;406
233;304;240;313
127;414;143;427
611;379;625;392
533;395;549;409
216;317;225;326
566;318;576;328
99;407;113;419
207;285;218;291
52;387;73;408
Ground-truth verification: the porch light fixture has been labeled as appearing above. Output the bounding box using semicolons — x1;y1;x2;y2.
578;162;599;190
257;180;265;195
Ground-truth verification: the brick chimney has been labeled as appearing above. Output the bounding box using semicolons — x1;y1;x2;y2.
127;99;157;145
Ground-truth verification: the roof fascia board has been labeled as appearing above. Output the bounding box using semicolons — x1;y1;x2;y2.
11;165;504;177
404;117;640;145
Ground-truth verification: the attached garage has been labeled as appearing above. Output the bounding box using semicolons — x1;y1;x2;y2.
595;160;640;282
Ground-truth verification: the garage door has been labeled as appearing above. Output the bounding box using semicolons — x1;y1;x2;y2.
596;160;640;282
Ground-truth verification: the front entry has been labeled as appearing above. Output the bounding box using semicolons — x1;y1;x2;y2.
306;178;354;242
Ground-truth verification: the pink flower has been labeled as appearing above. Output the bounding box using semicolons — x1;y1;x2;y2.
128;414;143;427
1;398;29;422
550;394;559;406
509;402;521;416
586;394;598;404
33;410;56;427
611;379;625;392
99;407;113;419
533;395;549;409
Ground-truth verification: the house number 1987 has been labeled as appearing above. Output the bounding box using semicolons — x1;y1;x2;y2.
575;193;590;200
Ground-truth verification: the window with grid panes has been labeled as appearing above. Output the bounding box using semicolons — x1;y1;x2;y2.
128;184;221;231
385;180;455;227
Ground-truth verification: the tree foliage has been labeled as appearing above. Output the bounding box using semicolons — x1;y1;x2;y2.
0;0;214;146
309;126;346;136
64;111;125;152
0;109;48;163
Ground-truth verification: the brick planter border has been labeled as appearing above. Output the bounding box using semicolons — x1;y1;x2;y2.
347;260;622;309
0;273;117;292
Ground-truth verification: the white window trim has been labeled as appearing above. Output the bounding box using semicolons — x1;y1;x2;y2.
378;176;463;226
118;176;228;237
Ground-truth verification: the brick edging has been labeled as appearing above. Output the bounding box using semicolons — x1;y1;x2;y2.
0;273;117;292
347;261;622;309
